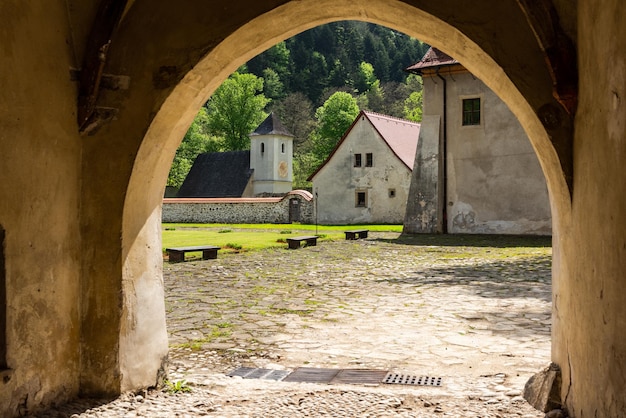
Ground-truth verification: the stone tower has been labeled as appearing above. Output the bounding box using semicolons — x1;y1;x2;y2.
249;112;294;196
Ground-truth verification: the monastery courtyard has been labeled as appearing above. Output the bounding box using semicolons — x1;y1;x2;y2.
37;232;550;417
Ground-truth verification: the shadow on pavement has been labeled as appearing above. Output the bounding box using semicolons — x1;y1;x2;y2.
375;233;552;248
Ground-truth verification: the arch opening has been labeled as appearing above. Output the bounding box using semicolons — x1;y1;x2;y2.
120;0;567;398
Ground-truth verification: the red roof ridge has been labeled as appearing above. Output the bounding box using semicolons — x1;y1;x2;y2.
362;110;420;126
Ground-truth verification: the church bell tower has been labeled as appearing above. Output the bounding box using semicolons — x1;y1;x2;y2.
249;113;294;196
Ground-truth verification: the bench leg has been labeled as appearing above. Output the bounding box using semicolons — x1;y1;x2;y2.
306;238;317;247
288;241;300;249
168;251;185;262
202;249;218;259
345;232;355;240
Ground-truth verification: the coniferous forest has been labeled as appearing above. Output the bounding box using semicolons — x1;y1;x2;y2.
168;21;429;190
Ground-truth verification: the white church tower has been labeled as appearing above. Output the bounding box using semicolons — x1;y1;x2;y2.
249;112;294;196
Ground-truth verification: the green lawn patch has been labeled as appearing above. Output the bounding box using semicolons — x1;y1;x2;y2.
161;223;402;255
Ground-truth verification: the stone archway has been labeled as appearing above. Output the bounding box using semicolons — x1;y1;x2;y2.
3;1;626;416
119;0;569;397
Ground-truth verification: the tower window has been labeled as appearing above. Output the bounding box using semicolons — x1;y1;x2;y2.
388;189;396;198
366;153;373;167
462;98;481;125
281;143;285;153
354;153;362;167
261;142;265;153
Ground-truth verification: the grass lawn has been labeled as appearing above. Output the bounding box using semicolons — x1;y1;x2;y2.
161;223;403;256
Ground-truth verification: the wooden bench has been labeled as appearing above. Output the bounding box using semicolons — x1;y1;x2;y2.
286;236;318;249
344;229;369;240
166;245;220;262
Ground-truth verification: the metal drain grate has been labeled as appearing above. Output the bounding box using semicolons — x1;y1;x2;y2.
330;369;389;385
382;373;442;386
227;367;442;387
227;367;291;381
282;367;340;383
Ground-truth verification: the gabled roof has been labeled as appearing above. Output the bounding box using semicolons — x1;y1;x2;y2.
307;110;420;181
405;47;459;73
250;112;294;137
176;150;253;198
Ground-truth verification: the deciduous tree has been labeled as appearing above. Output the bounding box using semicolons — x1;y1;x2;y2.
167;107;221;188
311;91;360;161
206;72;270;150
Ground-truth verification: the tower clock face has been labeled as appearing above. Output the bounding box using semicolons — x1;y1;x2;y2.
278;160;288;178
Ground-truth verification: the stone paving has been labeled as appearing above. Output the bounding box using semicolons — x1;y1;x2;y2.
33;232;552;417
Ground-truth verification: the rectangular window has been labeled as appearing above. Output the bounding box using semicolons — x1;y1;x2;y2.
354;153;362;167
355;190;367;207
366;153;373;167
462;98;481;126
388;189;396;198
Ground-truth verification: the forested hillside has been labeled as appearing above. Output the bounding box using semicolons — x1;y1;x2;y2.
168;21;429;190
247;21;428;105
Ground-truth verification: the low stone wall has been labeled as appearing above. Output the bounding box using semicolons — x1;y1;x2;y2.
162;191;314;224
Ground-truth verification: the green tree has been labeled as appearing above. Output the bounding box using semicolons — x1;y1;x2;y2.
380;81;409;117
364;79;385;113
247;42;291;87
311;91;360;161
353;61;378;94
262;68;285;100
168;107;220;188
206;72;270;150
403;90;423;122
292;152;319;190
403;74;423;122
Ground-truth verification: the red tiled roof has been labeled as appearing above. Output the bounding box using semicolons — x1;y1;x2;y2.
307;110;420;180
405;47;458;72
363;111;420;168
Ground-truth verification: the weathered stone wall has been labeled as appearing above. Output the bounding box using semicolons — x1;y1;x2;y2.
552;1;626;415
405;70;552;236
403;115;442;233
0;4;83;416
163;195;314;224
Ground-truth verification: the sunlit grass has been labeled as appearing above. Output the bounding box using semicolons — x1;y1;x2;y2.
161;223;402;255
162;229;341;254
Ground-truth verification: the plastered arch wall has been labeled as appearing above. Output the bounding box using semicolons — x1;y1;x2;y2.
121;0;570;393
8;1;626;416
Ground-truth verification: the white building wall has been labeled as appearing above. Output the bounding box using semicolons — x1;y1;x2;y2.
423;72;552;234
313;117;412;224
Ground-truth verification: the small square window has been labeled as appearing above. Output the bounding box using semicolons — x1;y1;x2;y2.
354;153;362;167
355;190;367;207
388;189;396;198
462;98;481;126
366;153;373;167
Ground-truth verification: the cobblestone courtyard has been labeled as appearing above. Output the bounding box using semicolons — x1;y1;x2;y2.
36;232;552;417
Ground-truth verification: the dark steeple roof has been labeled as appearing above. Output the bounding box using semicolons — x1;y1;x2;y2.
250;112;294;137
405;47;459;74
176;150;253;198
